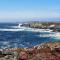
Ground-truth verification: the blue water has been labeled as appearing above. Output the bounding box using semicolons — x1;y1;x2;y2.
0;23;60;48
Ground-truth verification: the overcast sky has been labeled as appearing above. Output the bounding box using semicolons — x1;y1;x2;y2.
0;0;60;22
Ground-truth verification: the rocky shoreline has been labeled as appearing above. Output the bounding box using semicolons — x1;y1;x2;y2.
21;22;60;32
0;42;60;60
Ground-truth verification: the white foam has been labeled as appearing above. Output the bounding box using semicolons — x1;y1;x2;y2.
26;28;53;32
0;28;24;31
0;28;53;32
38;32;60;39
51;32;60;39
11;23;23;28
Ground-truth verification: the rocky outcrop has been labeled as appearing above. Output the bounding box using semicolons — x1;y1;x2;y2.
0;42;60;60
21;22;60;32
18;42;60;60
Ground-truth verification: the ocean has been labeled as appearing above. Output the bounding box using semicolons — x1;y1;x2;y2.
0;23;60;48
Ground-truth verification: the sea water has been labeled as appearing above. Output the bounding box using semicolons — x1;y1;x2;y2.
0;23;60;48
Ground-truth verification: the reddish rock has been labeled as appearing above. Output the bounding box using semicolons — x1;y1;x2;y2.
17;42;60;60
19;51;28;60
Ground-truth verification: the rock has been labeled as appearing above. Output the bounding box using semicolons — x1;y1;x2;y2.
0;51;2;55
19;51;28;60
0;42;60;60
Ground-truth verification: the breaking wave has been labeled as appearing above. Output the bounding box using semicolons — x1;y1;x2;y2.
38;32;60;39
0;28;24;31
0;28;53;32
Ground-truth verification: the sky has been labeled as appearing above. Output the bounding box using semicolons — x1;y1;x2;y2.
0;0;60;22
